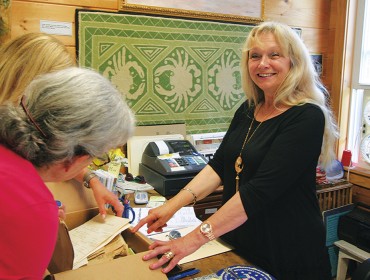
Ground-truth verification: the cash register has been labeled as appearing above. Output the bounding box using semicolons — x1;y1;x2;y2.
139;140;208;196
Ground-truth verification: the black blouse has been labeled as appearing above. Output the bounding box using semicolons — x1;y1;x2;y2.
208;101;332;280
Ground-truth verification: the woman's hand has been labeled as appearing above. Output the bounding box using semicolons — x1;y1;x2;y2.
90;177;124;218
131;203;177;234
143;233;204;273
57;203;66;220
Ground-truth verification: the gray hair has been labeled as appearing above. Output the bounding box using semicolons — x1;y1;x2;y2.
0;67;135;167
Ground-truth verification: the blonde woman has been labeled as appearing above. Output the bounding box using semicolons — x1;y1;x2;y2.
0;33;125;217
133;21;338;280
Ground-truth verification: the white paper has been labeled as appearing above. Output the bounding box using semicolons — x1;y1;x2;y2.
131;207;202;236
40;20;72;36
69;214;130;269
154;140;170;155
115;181;154;192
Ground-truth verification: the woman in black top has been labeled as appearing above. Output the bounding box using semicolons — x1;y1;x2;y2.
133;21;338;280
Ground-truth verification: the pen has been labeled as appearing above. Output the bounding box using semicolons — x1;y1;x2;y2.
168;268;200;280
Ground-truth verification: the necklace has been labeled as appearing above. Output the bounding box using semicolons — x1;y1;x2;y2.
234;105;276;192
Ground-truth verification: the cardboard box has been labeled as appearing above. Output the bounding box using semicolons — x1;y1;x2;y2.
45;181;167;280
48;252;166;280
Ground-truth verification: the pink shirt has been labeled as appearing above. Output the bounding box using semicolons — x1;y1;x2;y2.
0;145;58;279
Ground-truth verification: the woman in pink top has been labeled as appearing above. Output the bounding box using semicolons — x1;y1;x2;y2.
0;67;134;279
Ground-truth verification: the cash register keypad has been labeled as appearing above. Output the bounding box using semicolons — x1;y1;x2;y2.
175;157;189;166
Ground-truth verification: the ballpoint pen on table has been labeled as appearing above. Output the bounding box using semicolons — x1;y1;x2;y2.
167;268;201;280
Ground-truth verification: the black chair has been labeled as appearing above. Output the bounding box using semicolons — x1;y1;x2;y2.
352;258;370;280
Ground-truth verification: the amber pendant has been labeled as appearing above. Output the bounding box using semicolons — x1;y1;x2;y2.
235;155;244;173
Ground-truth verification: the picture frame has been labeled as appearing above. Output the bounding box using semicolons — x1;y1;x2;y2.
120;0;264;24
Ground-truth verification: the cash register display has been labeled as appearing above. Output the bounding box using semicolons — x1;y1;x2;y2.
141;140;208;176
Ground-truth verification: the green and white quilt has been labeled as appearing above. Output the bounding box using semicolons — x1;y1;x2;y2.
77;10;253;133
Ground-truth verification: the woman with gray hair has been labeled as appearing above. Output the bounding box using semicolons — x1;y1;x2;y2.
0;67;134;279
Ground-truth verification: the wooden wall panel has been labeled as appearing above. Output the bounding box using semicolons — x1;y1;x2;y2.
353;186;370;205
23;0;117;10
11;1;77;46
346;168;370;205
10;1;116;46
264;0;331;29
301;27;328;53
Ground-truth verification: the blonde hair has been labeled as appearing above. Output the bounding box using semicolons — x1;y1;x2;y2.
0;33;74;105
240;21;338;168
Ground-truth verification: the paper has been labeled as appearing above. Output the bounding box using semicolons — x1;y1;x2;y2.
151;226;233;264
146;195;166;208
131;207;202;236
69;214;131;269
115;181;154;192
146;201;165;208
154;140;170;155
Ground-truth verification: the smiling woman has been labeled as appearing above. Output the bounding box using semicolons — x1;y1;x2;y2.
131;21;339;280
246;33;292;98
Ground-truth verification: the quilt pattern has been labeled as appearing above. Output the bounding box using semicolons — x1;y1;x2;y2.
77;10;253;134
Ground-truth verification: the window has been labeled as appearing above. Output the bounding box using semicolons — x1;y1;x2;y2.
353;0;370;88
347;0;370;167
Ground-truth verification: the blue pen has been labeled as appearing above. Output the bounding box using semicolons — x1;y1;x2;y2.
55;200;62;208
168;268;200;280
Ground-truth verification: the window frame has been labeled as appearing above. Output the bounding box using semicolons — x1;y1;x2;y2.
352;0;370;89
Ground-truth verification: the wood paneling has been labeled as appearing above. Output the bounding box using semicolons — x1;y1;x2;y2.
9;1;116;46
264;0;331;29
23;0;117;9
345;166;370;205
353;185;370;205
11;1;78;45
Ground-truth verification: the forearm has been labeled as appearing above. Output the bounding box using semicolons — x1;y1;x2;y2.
200;193;247;239
167;165;221;209
73;167;100;190
178;193;247;254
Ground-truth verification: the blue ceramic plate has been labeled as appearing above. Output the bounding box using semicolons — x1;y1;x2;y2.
216;265;276;280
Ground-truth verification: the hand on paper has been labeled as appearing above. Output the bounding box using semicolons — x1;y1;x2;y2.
90;177;124;218
131;203;176;234
143;234;203;273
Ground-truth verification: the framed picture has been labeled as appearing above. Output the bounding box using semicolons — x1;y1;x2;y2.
120;0;264;23
311;54;323;77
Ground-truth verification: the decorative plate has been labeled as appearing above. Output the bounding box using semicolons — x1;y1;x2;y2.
216;265;276;280
360;134;370;164
363;100;370;126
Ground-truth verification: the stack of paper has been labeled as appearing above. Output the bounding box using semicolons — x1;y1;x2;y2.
69;214;131;269
131;207;202;237
87;234;129;266
115;180;154;193
94;169;116;192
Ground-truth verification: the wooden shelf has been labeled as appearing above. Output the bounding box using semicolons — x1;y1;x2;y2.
344;166;370;190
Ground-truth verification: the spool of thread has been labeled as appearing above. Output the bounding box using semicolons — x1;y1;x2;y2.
341;150;352;167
